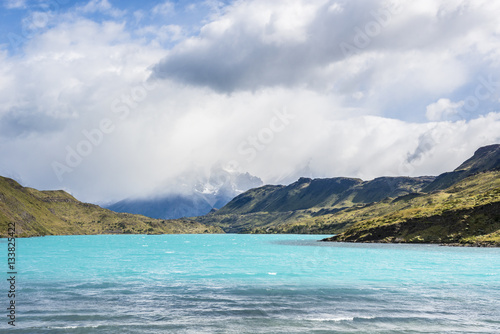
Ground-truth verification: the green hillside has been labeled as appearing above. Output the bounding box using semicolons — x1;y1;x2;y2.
195;145;500;245
0;176;223;238
323;171;500;246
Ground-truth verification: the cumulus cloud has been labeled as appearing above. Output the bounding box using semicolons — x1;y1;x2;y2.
0;0;499;204
426;98;465;121
152;0;500;121
149;0;500;120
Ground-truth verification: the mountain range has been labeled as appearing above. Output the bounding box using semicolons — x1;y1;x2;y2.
194;144;500;245
1;144;499;245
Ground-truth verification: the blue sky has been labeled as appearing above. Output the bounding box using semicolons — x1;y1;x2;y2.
1;0;231;52
0;0;500;203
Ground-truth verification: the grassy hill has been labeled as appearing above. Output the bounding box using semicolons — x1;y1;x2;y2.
194;145;500;246
0;176;223;238
323;171;500;246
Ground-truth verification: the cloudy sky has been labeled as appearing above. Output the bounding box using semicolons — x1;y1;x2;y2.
1;0;500;204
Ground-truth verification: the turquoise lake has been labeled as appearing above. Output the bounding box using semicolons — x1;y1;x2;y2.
4;234;500;333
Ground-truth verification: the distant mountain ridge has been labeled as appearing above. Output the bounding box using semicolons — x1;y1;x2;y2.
217;176;435;215
106;168;263;219
212;145;500;218
107;193;216;220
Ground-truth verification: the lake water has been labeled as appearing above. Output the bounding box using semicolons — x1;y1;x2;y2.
4;234;500;333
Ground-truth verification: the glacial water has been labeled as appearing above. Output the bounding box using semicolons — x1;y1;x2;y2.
3;234;500;333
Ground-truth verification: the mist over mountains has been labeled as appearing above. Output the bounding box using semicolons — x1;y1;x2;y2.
106;166;263;219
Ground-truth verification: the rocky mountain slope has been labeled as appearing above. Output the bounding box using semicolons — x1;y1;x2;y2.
217;176;434;215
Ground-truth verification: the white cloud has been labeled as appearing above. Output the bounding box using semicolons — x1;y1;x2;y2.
152;1;175;16
1;0;500;204
136;25;184;45
152;0;500;120
21;11;56;32
133;10;145;23
78;0;125;18
426;98;465;121
4;0;25;9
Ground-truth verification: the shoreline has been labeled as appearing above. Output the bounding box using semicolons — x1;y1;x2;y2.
319;237;500;248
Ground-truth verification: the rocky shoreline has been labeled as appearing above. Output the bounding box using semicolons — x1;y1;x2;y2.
320;237;500;247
